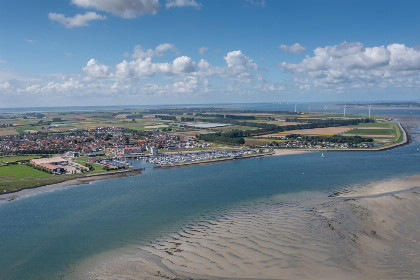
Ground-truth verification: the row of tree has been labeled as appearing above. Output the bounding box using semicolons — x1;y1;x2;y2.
195;113;256;120
285;134;374;144
180;117;195;122
198;129;247;144
155;115;177;120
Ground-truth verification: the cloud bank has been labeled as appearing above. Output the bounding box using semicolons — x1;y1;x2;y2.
3;42;420;103
279;41;420;91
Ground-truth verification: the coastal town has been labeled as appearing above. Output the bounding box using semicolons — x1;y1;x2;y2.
0;107;407;194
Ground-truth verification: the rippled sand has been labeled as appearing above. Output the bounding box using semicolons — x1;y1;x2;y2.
69;176;420;280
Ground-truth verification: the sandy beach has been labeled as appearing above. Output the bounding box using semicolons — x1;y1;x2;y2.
67;173;420;280
273;149;313;156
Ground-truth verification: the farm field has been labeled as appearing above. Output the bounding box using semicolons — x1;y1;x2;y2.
260;126;352;137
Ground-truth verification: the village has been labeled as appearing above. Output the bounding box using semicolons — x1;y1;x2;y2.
0;126;210;156
0;108;406;180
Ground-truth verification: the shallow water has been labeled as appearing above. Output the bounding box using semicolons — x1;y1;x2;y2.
1;142;420;279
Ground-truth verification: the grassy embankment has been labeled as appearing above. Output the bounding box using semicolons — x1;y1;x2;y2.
0;155;122;193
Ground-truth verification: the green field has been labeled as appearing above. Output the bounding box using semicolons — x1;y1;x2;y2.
0;165;51;179
0;156;117;193
0;155;41;163
346;128;395;135
352;122;394;128
0;165;68;193
394;124;404;144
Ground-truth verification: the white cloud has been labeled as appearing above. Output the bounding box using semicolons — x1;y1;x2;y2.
225;50;257;69
71;0;160;18
198;46;208;56
132;43;178;59
0;81;11;90
172;56;196;73
166;0;201;9
83;59;111;78
279;43;306;54
224;50;258;80
0;60;6;64
24;39;35;44
115;55;195;79
279;41;420;91
245;0;265;7
387;43;420;71
171;75;200;93
48;12;106;28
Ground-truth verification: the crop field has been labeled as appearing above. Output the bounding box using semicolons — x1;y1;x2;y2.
0;130;19;136
345;128;395;135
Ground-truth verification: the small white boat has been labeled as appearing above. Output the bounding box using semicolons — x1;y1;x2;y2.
321;153;325;158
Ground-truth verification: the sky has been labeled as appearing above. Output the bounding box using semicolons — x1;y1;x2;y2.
1;0;420;107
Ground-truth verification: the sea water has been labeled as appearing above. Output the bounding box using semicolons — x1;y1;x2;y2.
1;142;420;279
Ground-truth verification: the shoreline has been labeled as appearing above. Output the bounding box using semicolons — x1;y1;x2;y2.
156;122;409;168
67;173;420;280
0;168;143;203
0;123;410;200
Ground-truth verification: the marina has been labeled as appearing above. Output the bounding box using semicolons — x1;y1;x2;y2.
145;149;271;166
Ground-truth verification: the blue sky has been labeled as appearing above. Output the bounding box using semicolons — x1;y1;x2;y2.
1;0;420;107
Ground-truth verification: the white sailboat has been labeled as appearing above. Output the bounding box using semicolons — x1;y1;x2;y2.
321;153;325;158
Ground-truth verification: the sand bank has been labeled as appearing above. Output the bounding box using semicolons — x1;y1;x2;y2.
68;174;420;280
273;149;313;156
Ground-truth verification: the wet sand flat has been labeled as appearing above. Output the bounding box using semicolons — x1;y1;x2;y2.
69;175;420;280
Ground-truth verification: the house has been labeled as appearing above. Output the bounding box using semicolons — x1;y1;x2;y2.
88;157;101;163
150;146;158;156
122;146;144;154
38;163;65;174
65;151;80;157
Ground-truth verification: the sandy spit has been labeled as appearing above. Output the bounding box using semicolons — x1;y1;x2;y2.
67;174;420;280
273;149;313;156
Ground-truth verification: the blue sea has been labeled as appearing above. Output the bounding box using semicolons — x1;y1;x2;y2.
1;104;420;279
1;140;420;279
